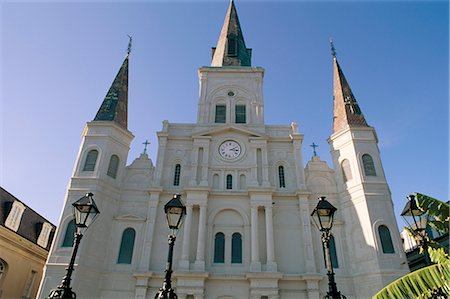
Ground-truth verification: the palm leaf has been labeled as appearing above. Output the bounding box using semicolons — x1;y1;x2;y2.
372;262;450;299
414;192;449;225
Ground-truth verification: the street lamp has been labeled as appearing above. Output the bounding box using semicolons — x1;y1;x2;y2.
47;193;100;299
311;196;346;299
155;194;187;299
401;194;431;264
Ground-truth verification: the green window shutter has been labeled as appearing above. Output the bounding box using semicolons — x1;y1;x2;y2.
62;219;76;247
107;155;119;178
362;154;377;176
215;105;226;123
117;228;136;264
235;105;246;123
231;233;242;263
379;225;395;253
214;232;225;263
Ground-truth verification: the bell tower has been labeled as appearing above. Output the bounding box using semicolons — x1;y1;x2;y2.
328;42;408;296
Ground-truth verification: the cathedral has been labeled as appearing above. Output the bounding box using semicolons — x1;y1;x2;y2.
38;2;409;298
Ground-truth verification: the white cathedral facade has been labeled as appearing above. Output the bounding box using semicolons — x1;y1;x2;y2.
38;2;409;298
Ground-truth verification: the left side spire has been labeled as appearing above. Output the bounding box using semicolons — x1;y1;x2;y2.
94;37;131;130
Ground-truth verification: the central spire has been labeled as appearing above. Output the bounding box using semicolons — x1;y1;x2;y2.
211;0;252;67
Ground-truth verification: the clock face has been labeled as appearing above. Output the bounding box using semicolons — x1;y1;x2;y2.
219;140;241;159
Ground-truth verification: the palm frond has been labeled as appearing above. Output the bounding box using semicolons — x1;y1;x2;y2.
372;262;450;299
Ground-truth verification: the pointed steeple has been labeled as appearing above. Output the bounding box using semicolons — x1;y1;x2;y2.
332;42;368;134
94;40;130;129
211;0;252;67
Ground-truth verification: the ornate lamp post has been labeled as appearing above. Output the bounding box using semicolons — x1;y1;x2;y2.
47;193;100;299
155;194;187;299
311;196;346;299
401;194;431;265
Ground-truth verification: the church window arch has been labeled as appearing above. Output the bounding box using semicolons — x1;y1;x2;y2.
117;228;136;264
226;174;233;190
107;155;119;178
62;219;76;247
214;232;225;263
215;104;226;123
231;232;242;263
173;164;181;186
378;225;395;254
83;149;98;171
278;165;286;188
341;159;352;182
362;154;377;176
235;104;246;124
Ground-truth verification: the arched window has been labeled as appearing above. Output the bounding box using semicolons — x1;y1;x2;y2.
341;159;352;182
378;225;395;253
173;164;181;186
362;154;376;176
62;219;76;247
117;228;136;264
235;105;246;123
107;155;119;178
214;232;225;263
227;37;238;56
226;174;233;190
231;233;242;263
278;166;286;188
322;235;339;268
83;149;98;171
215;105;226;123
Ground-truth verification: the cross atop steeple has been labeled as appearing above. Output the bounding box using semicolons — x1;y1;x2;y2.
211;0;252;67
330;38;337;58
142;140;150;154
310;142;319;156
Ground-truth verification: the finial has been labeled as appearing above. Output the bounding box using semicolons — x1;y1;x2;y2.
142;140;150;154
127;34;132;55
310;142;319;156
330;38;336;58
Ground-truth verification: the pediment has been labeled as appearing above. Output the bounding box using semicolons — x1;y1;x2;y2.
193;125;266;138
114;214;146;222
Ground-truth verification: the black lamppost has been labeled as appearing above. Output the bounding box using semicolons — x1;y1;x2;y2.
155;194;187;299
47;193;100;299
311;196;346;299
401;194;431;265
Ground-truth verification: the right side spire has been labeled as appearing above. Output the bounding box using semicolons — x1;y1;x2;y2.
331;40;369;134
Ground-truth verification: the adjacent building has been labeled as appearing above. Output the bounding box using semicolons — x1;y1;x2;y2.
0;187;55;299
38;2;409;298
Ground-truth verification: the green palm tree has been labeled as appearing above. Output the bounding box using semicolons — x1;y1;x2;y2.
372;193;450;299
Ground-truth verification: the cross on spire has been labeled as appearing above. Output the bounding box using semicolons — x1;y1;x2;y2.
330;38;337;58
310;142;319;156
127;34;132;55
142;140;150;154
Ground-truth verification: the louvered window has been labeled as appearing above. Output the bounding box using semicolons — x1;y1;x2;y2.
215;105;226;123
231;233;242;263
226;174;233;190
83;150;98;171
173;164;181;186
107;155;119;178
227;37;237;56
235;105;246;123
278;166;286;188
362;154;376;176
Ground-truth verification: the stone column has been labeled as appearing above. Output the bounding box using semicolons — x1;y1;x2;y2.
179;204;193;270
265;205;277;271
250;205;261;271
194;204;207;270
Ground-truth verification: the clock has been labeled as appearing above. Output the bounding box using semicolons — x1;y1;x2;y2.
219;140;241;159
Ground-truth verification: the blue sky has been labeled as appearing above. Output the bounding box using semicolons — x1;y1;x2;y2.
1;1;448;228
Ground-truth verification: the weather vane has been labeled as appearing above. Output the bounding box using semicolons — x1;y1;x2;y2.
127;34;132;55
142;140;150;154
310;142;318;157
330;38;336;58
